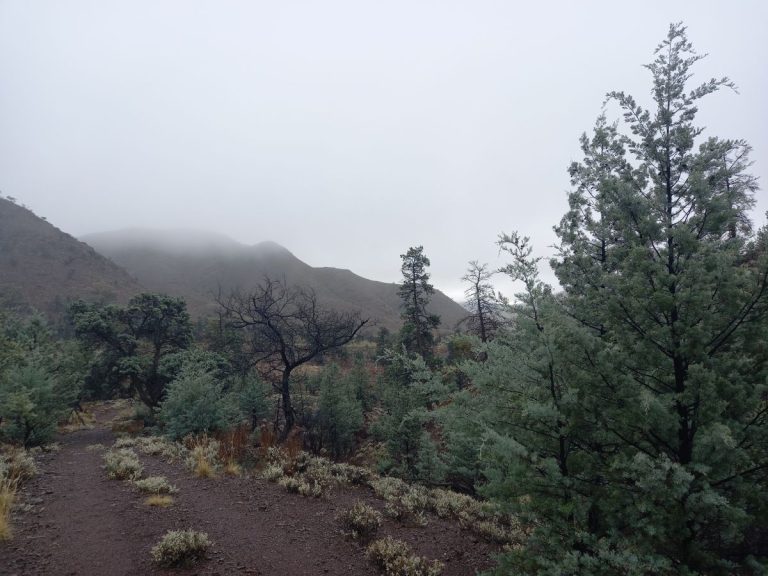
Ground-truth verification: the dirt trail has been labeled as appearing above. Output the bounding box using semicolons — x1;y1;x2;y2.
1;408;496;575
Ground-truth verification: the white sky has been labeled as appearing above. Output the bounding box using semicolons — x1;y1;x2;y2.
1;1;766;302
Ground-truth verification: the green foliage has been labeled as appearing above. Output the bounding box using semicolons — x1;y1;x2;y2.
236;374;272;430
398;246;440;360
71;293;192;407
317;364;364;459
159;370;236;440
374;351;447;483
0;362;70;447
448;24;768;575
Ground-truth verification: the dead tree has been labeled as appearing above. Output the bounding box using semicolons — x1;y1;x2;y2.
218;277;369;438
460;261;504;342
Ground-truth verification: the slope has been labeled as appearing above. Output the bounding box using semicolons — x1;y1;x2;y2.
0;198;142;317
82;229;467;332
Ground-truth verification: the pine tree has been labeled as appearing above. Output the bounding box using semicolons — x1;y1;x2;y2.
398;246;440;359
459;23;767;574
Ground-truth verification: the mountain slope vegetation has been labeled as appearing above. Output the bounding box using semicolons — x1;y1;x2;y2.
82;228;467;331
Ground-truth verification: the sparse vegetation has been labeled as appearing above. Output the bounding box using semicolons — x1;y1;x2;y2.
103;448;143;481
366;536;444;576
144;495;174;507
150;529;211;568
0;477;15;541
133;476;178;494
337;501;382;541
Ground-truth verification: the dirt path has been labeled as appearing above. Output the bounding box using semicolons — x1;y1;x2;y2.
1;409;496;576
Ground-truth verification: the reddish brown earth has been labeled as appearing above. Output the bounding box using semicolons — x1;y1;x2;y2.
1;406;498;576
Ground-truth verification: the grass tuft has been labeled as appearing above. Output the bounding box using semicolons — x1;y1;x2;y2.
133;476;178;494
145;495;174;507
0;478;16;541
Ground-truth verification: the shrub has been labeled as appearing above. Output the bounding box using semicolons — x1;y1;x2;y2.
133;476;178;494
150;529;211;567
103;448;143;481
0;363;67;447
337;501;383;541
366;537;444;576
159;371;236;440
317;364;364;458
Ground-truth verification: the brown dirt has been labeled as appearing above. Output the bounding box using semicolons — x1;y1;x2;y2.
1;406;498;576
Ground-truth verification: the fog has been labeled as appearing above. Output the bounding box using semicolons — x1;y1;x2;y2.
1;1;766;302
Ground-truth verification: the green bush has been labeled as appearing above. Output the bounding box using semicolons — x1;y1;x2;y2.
317;364;363;459
159;371;235;440
0;363;67;447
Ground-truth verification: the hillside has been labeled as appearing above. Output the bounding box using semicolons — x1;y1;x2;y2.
82;228;468;331
0;198;142;316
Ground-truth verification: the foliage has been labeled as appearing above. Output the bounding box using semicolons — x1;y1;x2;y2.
317;364;364;459
460;261;505;342
103;448;143;481
71;293;192;407
337;501;383;541
0;362;69;447
366;537;444;576
236;374;272;430
218;277;368;437
150;529;211;568
159;370;236;440
398;246;440;360
452;24;768;575
132;476;178;494
374;351;447;483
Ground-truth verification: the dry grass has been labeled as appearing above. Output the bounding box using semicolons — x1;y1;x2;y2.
224;460;242;477
0;478;16;541
184;436;220;478
145;495;174;507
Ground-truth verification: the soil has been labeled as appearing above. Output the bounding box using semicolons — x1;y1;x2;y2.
1;405;499;576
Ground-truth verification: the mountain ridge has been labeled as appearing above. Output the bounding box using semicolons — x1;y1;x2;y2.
82;228;467;331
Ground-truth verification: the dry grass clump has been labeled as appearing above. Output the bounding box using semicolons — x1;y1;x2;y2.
366;536;444;576
223;460;242;477
337;501;383;541
133;476;178;494
0;448;38;483
103;448;143;481
0;446;37;541
0;477;16;541
85;443;106;452
144;495;174;507
183;436;221;478
151;529;211;567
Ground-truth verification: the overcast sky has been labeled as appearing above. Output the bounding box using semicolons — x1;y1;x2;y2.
1;1;766;302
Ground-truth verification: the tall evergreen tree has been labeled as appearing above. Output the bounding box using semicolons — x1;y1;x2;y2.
461;260;504;342
456;24;767;575
398;246;440;359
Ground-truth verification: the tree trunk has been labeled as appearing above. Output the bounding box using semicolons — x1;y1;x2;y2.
280;369;295;440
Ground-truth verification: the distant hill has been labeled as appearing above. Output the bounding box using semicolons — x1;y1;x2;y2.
83;228;468;332
0;198;142;317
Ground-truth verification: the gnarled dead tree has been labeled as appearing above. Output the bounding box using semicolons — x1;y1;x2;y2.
218;277;369;437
